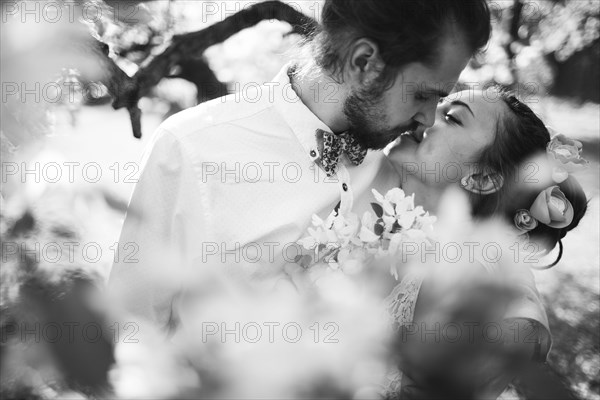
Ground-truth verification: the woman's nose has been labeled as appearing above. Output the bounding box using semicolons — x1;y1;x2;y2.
413;125;426;142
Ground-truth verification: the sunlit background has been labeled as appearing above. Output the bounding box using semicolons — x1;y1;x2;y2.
1;0;598;399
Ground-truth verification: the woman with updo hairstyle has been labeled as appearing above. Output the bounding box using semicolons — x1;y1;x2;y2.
384;87;589;398
470;90;588;268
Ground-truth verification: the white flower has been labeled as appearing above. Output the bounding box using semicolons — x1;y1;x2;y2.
382;201;395;216
298;225;328;250
325;228;339;244
359;225;380;243
395;193;416;214
415;213;437;234
298;235;317;250
397;212;416;230
382;215;396;233
413;205;425;216
361;211;375;229
312;227;331;243
385;187;406;204
373;188;398;217
332;212;360;245
371;189;385;203
299;186;437;279
323;211;337;228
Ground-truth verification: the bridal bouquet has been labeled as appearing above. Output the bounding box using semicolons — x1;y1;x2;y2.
297;188;436;279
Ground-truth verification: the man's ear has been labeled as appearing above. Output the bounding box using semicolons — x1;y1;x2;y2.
347;38;384;84
460;171;504;195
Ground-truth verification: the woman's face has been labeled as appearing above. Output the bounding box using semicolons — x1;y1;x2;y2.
388;89;506;188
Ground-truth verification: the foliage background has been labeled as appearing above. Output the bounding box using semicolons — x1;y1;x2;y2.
1;0;599;399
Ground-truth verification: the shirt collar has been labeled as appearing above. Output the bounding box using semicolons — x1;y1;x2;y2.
272;62;333;163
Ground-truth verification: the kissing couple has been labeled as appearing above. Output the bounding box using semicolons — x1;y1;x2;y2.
110;1;588;398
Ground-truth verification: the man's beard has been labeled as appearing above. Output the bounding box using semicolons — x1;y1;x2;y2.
343;83;417;151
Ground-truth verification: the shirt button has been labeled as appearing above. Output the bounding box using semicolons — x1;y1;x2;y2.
342;183;348;191
310;150;317;157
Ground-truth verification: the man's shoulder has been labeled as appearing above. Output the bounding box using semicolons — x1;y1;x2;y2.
160;90;277;141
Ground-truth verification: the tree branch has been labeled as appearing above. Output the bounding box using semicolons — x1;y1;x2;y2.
104;0;317;138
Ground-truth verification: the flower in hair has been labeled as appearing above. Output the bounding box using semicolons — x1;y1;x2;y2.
529;186;574;229
547;134;589;183
514;209;538;232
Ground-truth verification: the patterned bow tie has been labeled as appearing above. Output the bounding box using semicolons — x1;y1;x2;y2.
317;129;368;177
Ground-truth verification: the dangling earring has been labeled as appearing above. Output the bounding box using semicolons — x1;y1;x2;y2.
460;173;504;195
460;176;471;190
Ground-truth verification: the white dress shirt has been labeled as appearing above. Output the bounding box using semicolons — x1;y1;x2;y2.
109;64;399;331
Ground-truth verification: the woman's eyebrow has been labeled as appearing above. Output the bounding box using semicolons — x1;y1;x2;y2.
450;100;475;117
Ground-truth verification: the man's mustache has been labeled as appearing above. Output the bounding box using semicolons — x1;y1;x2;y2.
383;121;421;143
401;121;421;136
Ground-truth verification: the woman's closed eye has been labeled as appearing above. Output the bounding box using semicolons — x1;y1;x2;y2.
444;112;462;126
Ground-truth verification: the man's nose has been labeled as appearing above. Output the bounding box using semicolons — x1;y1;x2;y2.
414;104;436;129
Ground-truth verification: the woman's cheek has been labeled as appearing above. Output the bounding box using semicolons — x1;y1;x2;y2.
417;140;437;161
421;146;456;176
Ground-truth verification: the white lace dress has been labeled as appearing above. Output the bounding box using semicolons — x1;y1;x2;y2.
380;272;423;398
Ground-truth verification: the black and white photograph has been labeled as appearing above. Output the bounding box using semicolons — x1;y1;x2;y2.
1;0;599;399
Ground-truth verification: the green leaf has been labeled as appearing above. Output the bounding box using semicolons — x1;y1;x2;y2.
300;255;313;268
9;211;35;237
371;203;384;218
374;223;384;236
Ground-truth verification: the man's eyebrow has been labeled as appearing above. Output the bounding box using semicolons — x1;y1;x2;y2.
450;100;475;117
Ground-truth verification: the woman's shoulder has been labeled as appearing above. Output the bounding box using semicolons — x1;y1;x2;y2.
474;255;552;362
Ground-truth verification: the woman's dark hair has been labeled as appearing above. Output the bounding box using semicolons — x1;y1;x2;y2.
310;0;491;85
470;89;588;267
